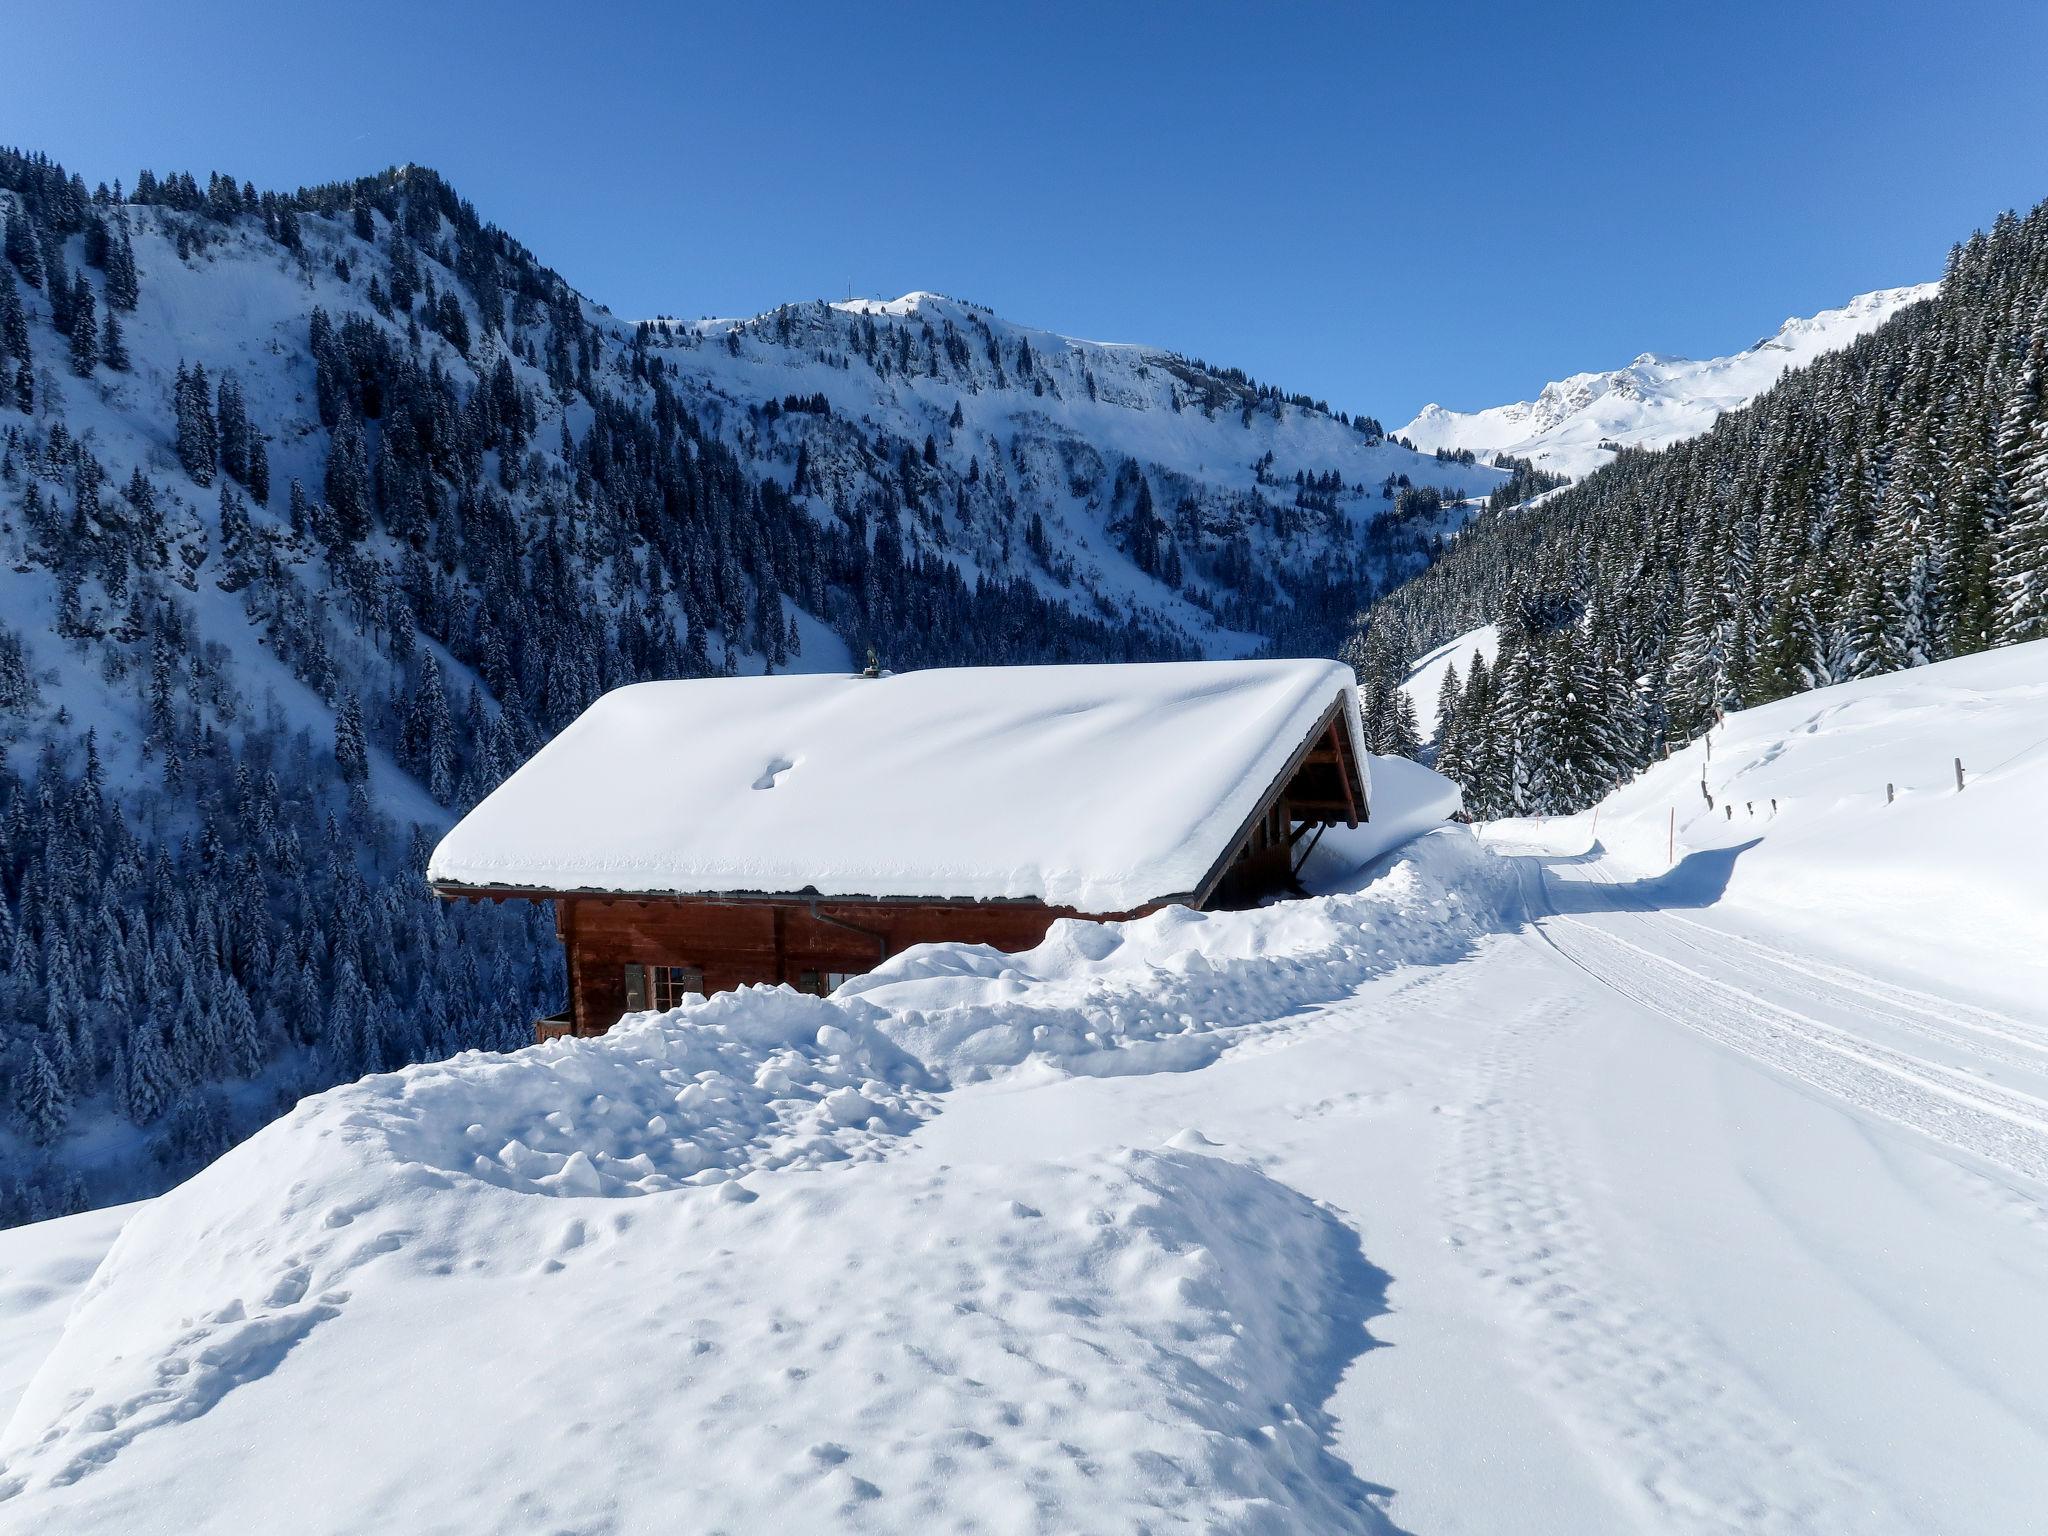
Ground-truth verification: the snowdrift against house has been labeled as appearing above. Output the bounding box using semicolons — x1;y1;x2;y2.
428;659;1369;912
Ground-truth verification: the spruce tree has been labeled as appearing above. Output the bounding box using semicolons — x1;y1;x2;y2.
67;274;98;376
100;306;129;370
174;361;219;484
217;370;250;484
18;1041;69;1145
247;432;270;505
334;691;369;784
104;221;139;309
1432;658;1463;780
0;264;26;362
1993;326;2048;642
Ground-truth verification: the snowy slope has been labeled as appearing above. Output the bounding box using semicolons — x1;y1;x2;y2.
647;289;1505;649
1399;622;1498;743
1397;285;1937;478
1498;639;2048;1016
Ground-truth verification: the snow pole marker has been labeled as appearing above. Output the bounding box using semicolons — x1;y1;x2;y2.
1955;756;1965;792
1668;805;1675;865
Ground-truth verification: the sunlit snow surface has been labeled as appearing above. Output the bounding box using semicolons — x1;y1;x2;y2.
428;659;1367;910
6;649;2048;1534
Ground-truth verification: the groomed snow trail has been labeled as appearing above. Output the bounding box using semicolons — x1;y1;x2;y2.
1515;846;2048;1186
1434;960;1887;1536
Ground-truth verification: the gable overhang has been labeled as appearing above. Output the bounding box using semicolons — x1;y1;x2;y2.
1186;691;1370;908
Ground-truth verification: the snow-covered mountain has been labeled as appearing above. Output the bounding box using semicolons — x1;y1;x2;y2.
643;287;1504;650
1397;284;1938;478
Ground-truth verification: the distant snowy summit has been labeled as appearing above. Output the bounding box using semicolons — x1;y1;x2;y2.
1396;284;1939;479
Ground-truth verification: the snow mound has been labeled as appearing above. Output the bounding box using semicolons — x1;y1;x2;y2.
847;827;1507;1078
2;1099;1392;1532
380;989;938;1197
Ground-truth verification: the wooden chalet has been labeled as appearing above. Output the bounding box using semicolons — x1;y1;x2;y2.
427;659;1370;1042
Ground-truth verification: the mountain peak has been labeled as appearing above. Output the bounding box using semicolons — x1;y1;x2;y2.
1396;284;1939;479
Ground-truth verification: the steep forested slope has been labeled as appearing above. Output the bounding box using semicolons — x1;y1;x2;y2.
1357;198;2048;819
0;147;1497;1221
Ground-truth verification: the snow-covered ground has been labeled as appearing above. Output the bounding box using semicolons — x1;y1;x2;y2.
4;650;2047;1534
1396;285;1938;479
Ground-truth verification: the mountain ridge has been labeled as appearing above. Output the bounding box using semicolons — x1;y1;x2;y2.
1397;283;1939;478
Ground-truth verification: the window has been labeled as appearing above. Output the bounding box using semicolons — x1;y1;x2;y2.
798;970;859;997
649;965;705;1010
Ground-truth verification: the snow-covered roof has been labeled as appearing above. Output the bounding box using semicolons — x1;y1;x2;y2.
428;660;1368;912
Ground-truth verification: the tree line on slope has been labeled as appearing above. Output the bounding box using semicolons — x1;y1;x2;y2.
1352;199;2048;819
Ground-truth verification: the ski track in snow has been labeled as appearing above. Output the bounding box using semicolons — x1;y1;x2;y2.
1518;857;2048;1187
1435;871;1884;1534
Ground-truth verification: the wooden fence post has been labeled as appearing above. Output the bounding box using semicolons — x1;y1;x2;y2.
1955;757;1965;792
1887;782;1895;804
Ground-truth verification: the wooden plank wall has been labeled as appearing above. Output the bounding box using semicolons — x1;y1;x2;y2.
560;896;1144;1035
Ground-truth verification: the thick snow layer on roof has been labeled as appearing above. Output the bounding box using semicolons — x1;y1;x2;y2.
429;660;1367;911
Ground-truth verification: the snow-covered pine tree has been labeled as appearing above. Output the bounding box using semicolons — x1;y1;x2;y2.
1993;322;2048;643
174;361;219;484
66;273;98;375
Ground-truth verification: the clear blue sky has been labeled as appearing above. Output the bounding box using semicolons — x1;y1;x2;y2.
7;0;2045;422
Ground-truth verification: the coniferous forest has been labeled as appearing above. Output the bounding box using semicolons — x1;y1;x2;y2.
1351;200;2048;818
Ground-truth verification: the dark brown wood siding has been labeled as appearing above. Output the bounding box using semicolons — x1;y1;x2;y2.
549;895;1152;1036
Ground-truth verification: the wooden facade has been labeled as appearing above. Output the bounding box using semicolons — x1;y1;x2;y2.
437;696;1368;1043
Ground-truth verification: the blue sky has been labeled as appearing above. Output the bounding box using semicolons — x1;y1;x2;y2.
7;0;2044;422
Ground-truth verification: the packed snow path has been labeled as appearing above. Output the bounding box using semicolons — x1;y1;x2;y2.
900;833;2048;1534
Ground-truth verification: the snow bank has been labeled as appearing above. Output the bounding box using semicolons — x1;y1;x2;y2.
2;1136;1388;1532
1498;640;2048;1013
845;822;1501;1079
429;658;1367;912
